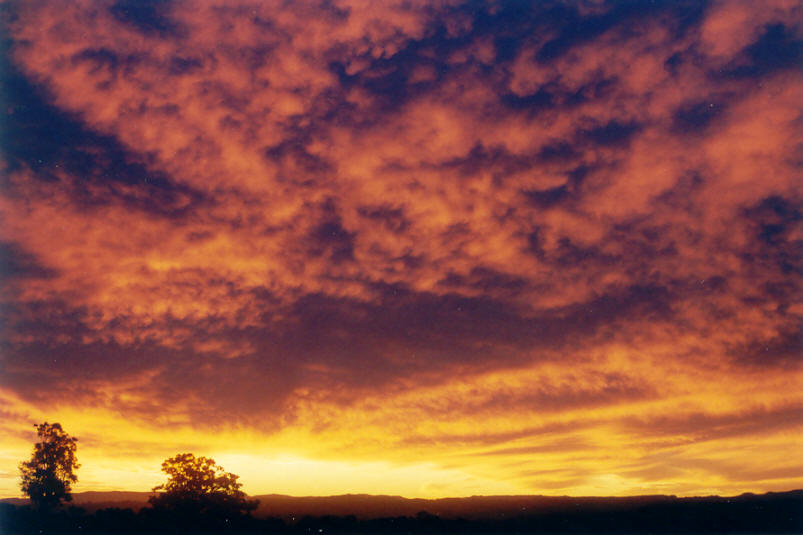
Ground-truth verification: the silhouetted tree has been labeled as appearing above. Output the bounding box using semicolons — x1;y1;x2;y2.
18;422;79;510
148;453;258;520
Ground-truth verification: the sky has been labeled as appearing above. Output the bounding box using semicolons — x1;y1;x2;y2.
0;0;801;499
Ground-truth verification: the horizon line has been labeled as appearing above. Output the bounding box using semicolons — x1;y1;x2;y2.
3;488;801;502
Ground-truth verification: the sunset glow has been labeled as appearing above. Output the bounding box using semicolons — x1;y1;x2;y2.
1;0;801;499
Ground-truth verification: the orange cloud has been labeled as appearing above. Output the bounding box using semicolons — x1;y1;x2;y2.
1;0;801;498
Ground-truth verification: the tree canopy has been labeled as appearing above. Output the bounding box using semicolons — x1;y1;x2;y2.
19;422;79;510
149;453;258;518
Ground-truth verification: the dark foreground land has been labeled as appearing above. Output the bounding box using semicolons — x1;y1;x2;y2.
1;490;801;534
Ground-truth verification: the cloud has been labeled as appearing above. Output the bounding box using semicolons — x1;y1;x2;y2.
0;0;801;497
623;403;803;443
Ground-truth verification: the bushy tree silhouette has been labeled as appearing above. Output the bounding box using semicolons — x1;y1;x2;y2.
148;453;258;519
19;422;79;510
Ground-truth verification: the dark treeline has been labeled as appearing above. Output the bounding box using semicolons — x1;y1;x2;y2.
2;490;802;534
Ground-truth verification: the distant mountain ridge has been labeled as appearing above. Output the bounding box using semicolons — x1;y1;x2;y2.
3;490;801;520
1;491;151;512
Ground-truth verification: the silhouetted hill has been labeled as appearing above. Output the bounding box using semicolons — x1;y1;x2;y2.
2;490;801;533
249;490;803;521
5;489;800;520
1;491;152;512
